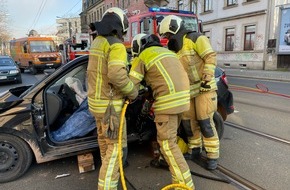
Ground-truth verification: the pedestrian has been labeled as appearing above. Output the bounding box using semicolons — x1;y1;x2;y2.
158;15;219;170
129;33;194;189
87;7;138;190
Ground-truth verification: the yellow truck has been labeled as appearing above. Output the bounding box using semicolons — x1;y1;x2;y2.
10;36;62;74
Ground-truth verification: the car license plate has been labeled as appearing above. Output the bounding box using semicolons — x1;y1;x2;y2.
46;63;53;66
0;76;7;80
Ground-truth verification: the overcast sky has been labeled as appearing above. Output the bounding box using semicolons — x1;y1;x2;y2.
6;0;82;38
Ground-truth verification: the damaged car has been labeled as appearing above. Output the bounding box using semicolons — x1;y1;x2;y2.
0;55;234;183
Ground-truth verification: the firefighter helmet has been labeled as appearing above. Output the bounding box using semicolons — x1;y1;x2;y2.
131;33;160;57
157;15;183;37
131;33;148;57
103;7;129;33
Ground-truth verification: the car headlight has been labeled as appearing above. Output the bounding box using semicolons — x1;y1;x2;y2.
10;70;20;74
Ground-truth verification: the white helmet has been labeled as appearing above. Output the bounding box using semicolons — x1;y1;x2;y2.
131;33;149;57
103;7;129;33
158;15;183;37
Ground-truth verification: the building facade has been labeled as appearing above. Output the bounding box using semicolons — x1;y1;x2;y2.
167;0;290;70
56;16;82;44
79;0;290;70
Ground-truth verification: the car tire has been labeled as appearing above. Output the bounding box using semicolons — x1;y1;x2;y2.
213;111;224;139
0;134;33;183
17;76;22;84
30;66;37;75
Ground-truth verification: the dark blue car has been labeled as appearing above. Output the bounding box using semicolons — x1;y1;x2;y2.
0;56;22;84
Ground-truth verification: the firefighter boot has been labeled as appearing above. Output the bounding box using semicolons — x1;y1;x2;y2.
207;159;218;170
184;148;201;160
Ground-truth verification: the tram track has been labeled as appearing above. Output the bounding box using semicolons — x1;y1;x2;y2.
193;156;265;190
213;164;265;190
192;121;290;190
225;121;290;145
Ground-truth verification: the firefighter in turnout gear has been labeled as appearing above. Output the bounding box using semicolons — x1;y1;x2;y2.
158;15;219;170
87;7;138;189
129;33;195;189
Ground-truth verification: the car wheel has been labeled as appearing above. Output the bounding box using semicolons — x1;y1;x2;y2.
17;76;22;84
213;112;224;139
0;134;33;183
30;66;37;75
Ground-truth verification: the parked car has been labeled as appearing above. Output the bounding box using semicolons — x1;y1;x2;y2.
0;55;22;84
215;66;234;121
0;55;234;183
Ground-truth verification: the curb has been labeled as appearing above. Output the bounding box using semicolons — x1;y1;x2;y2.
226;74;290;82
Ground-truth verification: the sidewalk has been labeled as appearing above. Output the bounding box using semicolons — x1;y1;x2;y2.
223;68;290;82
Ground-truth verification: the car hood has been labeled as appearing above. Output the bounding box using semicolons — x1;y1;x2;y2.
0;86;30;113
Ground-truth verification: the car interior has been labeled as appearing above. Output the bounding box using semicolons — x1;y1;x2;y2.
43;63;96;142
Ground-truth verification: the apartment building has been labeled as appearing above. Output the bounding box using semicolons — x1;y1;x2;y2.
167;0;290;70
56;17;82;43
80;0;290;70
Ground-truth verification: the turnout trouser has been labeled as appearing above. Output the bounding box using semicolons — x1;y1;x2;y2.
183;91;219;159
155;114;195;189
93;112;127;190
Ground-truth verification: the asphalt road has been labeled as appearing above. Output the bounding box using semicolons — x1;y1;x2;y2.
0;142;239;190
1;72;290;190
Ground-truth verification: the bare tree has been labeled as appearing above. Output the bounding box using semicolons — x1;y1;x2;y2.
0;0;11;55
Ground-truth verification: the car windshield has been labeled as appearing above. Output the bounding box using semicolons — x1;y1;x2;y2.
156;14;199;32
0;58;15;66
30;41;56;53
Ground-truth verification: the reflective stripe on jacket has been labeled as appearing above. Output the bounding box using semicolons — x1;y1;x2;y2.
129;46;190;115
87;36;138;115
177;34;217;97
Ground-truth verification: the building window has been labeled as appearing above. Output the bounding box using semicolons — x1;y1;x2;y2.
227;0;237;6
191;0;197;13
244;25;255;50
225;28;235;51
204;0;212;12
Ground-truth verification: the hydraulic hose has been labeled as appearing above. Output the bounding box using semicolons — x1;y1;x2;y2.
118;99;130;190
161;184;193;190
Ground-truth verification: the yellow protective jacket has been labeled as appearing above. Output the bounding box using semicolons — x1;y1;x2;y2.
177;33;217;98
129;46;190;115
87;35;138;115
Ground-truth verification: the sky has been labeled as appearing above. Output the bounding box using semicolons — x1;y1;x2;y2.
5;0;82;38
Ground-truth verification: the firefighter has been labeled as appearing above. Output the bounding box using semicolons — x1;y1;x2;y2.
87;7;138;190
158;15;219;170
129;33;194;189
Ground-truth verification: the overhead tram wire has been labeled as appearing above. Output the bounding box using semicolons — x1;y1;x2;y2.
61;0;81;18
27;0;47;34
44;0;82;32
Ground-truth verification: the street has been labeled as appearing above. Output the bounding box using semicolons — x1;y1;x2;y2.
0;72;290;190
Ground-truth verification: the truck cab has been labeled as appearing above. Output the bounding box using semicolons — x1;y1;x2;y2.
124;7;201;53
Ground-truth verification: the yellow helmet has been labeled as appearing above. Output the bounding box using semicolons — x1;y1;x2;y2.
158;15;183;37
103;7;129;33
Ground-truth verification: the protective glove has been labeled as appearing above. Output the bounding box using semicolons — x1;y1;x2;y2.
102;103;120;139
200;81;212;93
